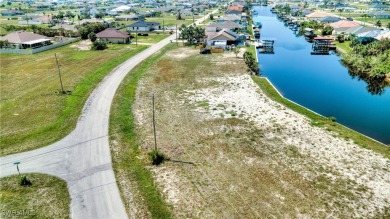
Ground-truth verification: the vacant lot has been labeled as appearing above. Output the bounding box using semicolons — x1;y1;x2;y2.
0;43;147;156
126;47;389;218
0;173;70;219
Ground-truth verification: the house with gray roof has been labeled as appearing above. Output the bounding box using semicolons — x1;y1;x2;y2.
318;16;341;23
128;21;161;32
206;21;243;32
1;10;25;16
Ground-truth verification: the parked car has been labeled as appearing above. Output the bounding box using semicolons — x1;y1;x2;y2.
346;17;353;21
200;48;211;54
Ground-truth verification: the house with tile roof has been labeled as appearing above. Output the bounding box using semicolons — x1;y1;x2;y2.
328;20;361;34
227;5;244;12
96;28;129;44
0;31;51;49
306;11;332;21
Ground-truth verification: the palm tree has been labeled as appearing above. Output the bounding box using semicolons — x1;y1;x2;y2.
362;14;368;26
376;20;382;28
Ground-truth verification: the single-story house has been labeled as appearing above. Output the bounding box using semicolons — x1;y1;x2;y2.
227;5;243;12
318;16;341;23
111;5;131;13
179;9;193;16
370;4;389;11
375;31;390;40
348;26;381;36
206;29;240;48
306;11;332;21
357;30;384;43
96;28;129;44
115;14;140;21
1;10;25;16
206;21;243;32
51;24;78;33
138;11;154;18
225;9;242;15
369;11;390;19
218;14;241;23
329;20;361;34
0;31;51;49
128;21;161;32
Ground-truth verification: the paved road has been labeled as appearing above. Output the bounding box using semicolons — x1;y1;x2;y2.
0;12;214;218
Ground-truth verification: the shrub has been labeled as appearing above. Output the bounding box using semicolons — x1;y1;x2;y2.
91;41;107;50
19;175;32;186
88;32;97;42
148;150;167;165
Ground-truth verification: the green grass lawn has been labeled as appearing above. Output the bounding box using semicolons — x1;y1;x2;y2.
0;43;148;156
0;173;70;219
354;17;390;28
251;76;389;159
130;32;172;44
334;41;352;54
146;15;193;27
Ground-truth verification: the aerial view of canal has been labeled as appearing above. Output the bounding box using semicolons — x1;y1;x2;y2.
252;6;390;144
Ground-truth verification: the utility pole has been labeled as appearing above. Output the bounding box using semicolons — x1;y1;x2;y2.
163;19;165;32
152;93;157;151
176;24;178;46
54;53;65;94
136;28;138;46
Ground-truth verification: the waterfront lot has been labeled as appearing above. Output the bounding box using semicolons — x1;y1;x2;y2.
111;46;390;218
0;43;147;156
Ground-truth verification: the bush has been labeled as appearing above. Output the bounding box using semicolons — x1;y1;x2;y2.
91;41;107;50
19;175;32;186
148;150;167;165
88;32;97;42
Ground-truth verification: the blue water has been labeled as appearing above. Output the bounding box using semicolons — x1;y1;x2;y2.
253;6;390;144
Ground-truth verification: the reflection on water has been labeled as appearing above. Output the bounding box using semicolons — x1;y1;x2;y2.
253;6;390;144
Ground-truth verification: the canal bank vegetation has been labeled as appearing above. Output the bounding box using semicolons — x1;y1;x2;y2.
112;45;389;218
0;173;71;219
341;38;390;95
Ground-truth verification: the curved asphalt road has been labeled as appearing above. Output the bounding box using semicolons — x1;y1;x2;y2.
0;15;212;218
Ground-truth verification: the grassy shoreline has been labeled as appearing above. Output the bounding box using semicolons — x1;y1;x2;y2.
109;44;174;218
252;76;389;158
0;173;70;219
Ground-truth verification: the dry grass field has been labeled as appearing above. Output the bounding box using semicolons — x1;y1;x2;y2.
0;43;147;156
122;46;390;218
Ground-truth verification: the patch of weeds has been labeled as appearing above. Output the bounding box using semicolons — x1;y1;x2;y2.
217;104;226;109
148;150;168;165
196;100;209;108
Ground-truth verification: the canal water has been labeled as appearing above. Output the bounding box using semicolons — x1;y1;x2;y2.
252;6;390;144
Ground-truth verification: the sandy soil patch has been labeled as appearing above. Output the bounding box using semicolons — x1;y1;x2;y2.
70;40;92;51
133;47;389;218
165;47;199;60
186;74;390;218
